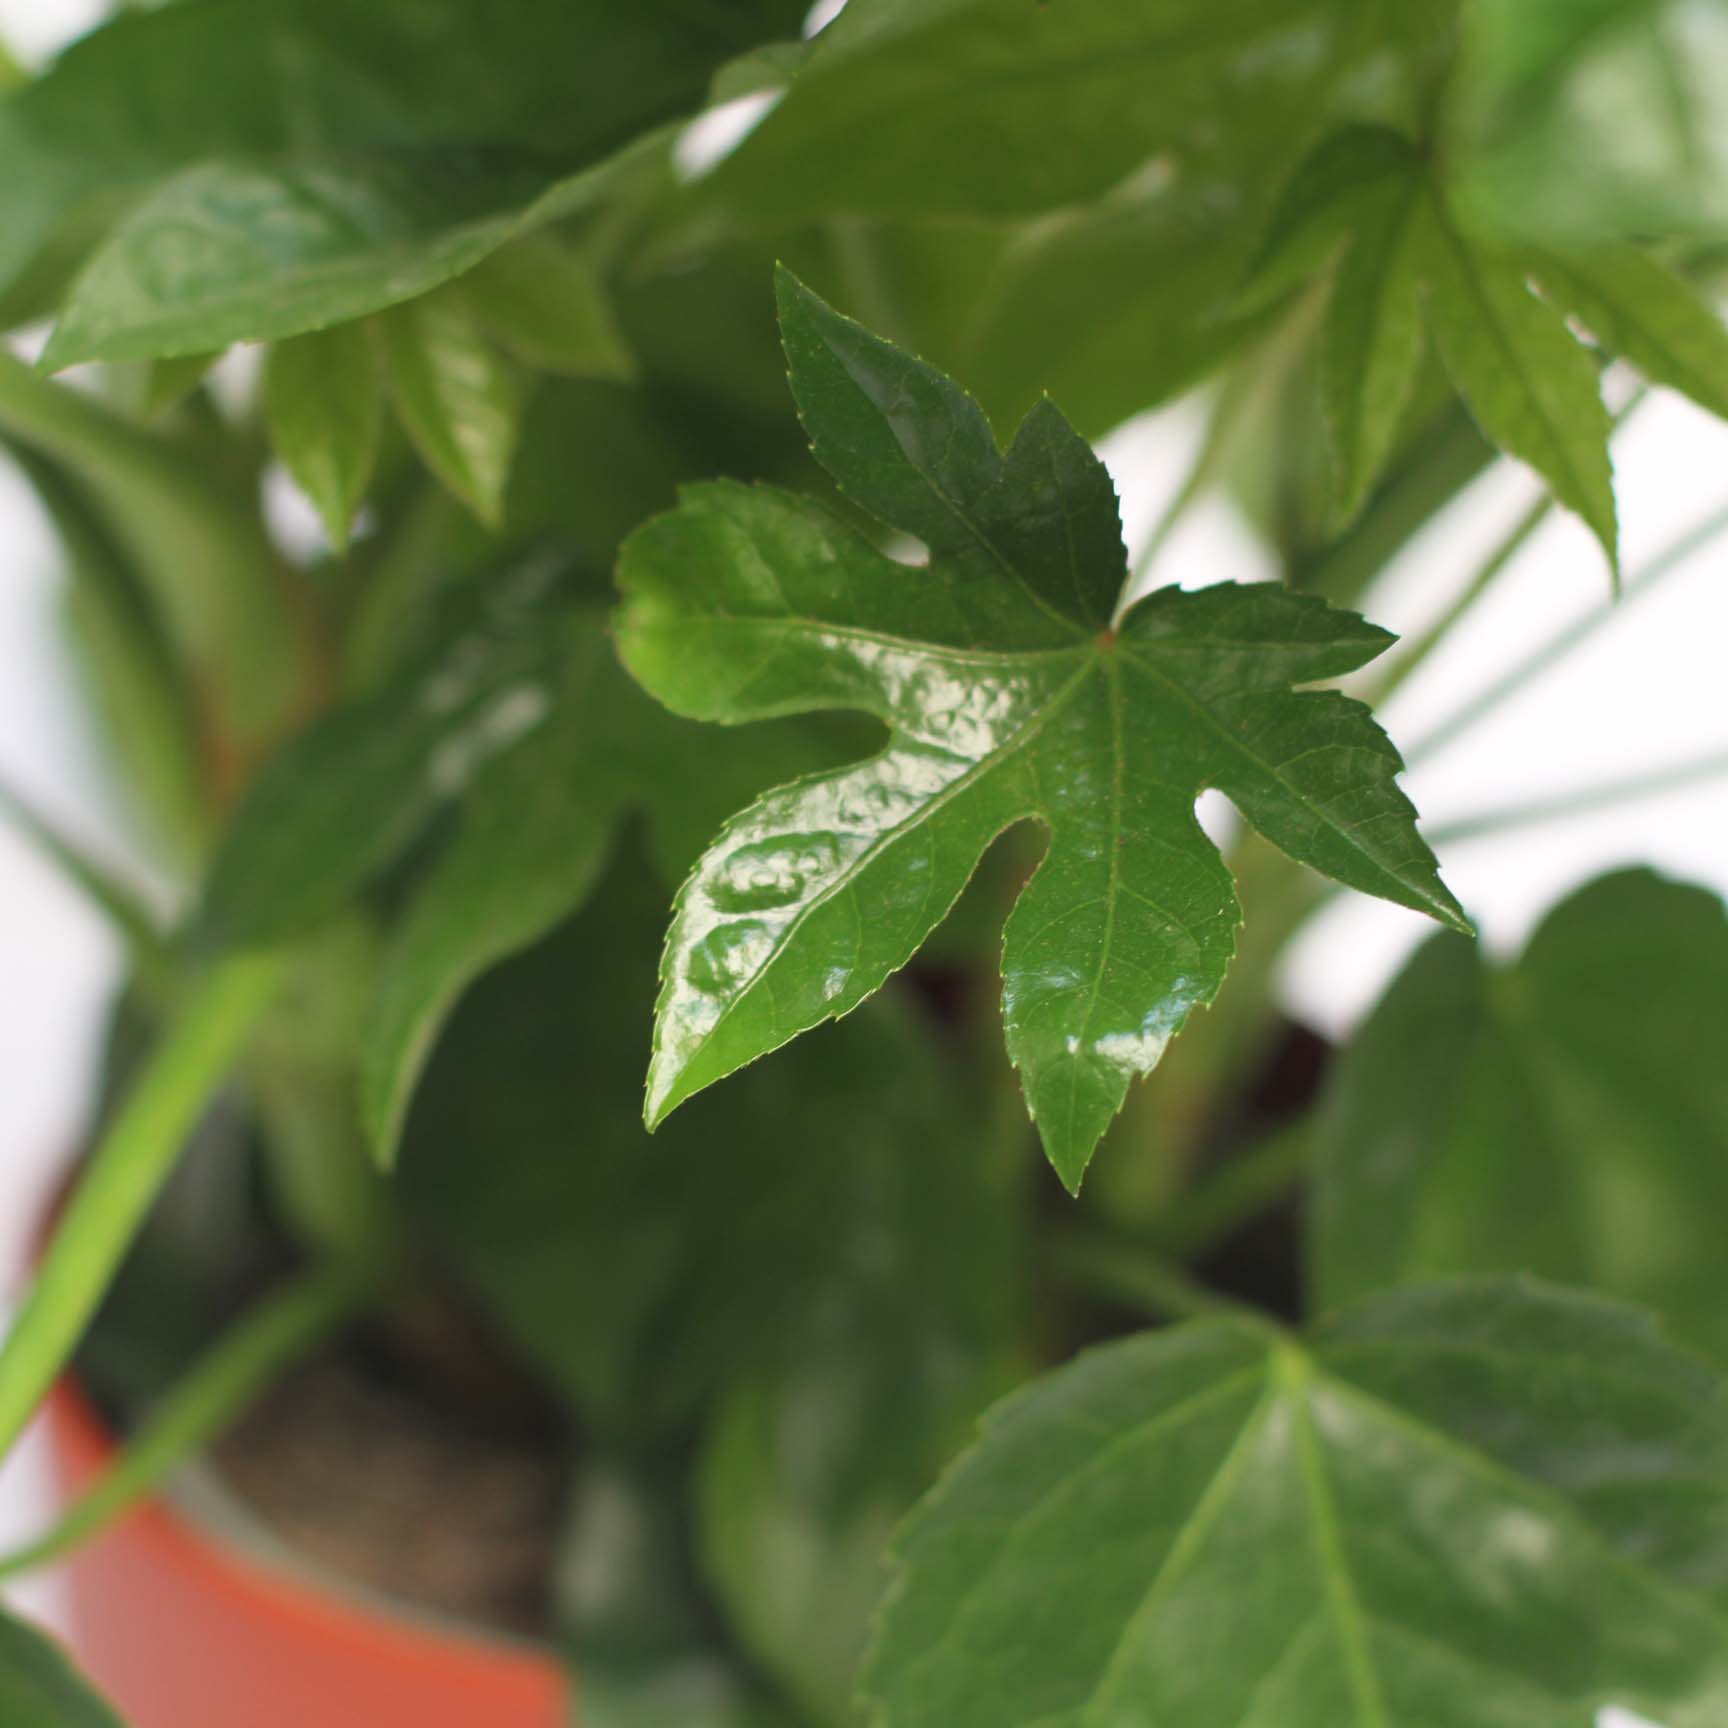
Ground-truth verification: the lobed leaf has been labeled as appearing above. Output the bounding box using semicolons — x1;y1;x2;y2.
618;270;1463;1190
864;1279;1728;1727
1312;868;1728;1359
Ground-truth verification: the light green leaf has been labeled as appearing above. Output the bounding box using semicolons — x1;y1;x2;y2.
865;1279;1728;1728
464;234;634;380
1532;243;1728;420
265;325;383;553
0;1609;123;1727
1458;0;1728;242
1321;174;1426;526
377;292;522;526
617;270;1463;1191
1415;192;1619;569
141;350;221;418
1313;869;1728;1358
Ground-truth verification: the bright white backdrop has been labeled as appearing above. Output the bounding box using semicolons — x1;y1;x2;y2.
1;0;1726;1694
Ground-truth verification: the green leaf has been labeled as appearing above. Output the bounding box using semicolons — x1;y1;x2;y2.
697;1075;1018;1725
398;844;1011;1435
617;270;1463;1191
265;325;383;553
1320;173;1426;527
141;350;221;418
464;234;634;380
5;0;809;345
360;630;623;1163
864;1278;1728;1728
702;0;1421;224
376;292;522;526
201;555;579;946
1532;243;1728;420
0;1609;123;1727
1313;869;1728;1359
1458;0;1728;242
1415;190;1619;569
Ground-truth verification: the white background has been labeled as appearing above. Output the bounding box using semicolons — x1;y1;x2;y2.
0;1;1724;1702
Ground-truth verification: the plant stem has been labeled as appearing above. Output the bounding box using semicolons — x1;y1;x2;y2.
0;954;288;1464
1046;1226;1246;1323
1405;498;1728;768
0;1260;364;1579
1427;748;1728;848
1148;1120;1314;1263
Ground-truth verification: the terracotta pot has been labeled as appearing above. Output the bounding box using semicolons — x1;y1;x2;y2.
41;1377;569;1727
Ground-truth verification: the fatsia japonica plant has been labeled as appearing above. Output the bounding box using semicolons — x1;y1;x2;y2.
1;1;1728;1725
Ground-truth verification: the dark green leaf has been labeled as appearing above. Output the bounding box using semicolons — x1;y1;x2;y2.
1459;0;1728;242
1313;869;1728;1359
865;1278;1728;1727
617;270;1463;1191
398;844;1013;1436
464;234;634;381
360;632;622;1163
377;291;522;526
1532;243;1728;420
265;324;383;553
0;1610;123;1727
6;0;808;346
1415;191;1619;569
201;555;578;945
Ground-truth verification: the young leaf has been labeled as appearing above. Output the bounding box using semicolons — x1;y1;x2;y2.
1415;191;1619;569
1312;869;1728;1358
376;291;522;527
265;325;383;554
617;270;1464;1191
464;234;634;380
1532;243;1728;421
1320;175;1425;527
0;1609;123;1727
864;1279;1728;1728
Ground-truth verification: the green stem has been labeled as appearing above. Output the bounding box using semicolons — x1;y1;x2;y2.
1370;389;1647;707
0;954;288;1463
1046;1226;1248;1323
1428;747;1728;848
0;776;172;986
0;1260;364;1579
1150;1120;1313;1263
1405;498;1728;767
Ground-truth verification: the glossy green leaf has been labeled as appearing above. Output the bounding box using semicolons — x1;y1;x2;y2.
464;234;633;381
617;270;1463;1191
1459;0;1728;243
0;1610;123;1727
1532;243;1728;420
6;0;808;346
398;845;1013;1436
376;292;522;526
1313;869;1728;1358
201;555;579;946
265;325;383;553
865;1278;1728;1727
1415;190;1619;570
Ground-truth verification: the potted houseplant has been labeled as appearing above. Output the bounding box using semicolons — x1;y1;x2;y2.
3;1;1728;1723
